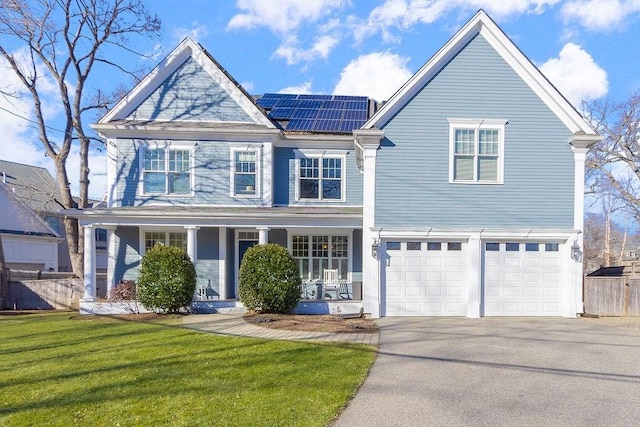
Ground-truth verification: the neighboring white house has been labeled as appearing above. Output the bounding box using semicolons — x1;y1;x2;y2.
0;181;60;271
0;160;107;273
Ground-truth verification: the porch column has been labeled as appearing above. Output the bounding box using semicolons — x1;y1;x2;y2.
82;224;96;301
185;226;199;264
219;227;227;300
103;226;117;298
257;227;269;245
354;129;384;318
569;133;601;317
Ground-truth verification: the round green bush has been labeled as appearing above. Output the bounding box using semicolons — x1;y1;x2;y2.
239;243;301;314
137;244;197;313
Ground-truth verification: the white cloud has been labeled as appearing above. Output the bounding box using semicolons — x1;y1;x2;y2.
539;43;608;106
353;0;560;43
560;0;640;31
278;81;313;94
333;52;412;101
172;23;210;43
227;0;343;34
274;35;339;65
241;81;255;94
0;52;106;200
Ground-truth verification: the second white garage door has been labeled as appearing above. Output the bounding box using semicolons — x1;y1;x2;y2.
385;241;467;316
483;242;563;316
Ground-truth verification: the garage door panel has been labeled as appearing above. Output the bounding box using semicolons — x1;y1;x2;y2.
405;286;422;297
483;241;563;316
385;240;468;316
405;271;423;282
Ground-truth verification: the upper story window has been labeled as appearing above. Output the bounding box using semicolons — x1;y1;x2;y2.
143;147;191;195
231;148;260;197
297;154;344;201
448;119;506;184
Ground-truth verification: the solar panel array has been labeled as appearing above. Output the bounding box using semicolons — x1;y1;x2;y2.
256;93;370;133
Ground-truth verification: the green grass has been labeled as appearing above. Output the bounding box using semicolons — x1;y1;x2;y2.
0;312;376;426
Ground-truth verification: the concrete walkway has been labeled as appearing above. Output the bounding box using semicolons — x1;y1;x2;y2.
182;313;379;345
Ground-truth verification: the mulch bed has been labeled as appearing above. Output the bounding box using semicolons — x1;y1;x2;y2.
243;313;378;333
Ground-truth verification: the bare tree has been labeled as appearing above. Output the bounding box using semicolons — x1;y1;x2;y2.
584;91;640;220
0;0;160;276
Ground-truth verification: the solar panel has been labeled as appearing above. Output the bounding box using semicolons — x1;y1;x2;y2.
256;97;278;108
298;100;323;109
345;100;368;110
343;110;367;120
291;108;319;119
316;109;342;120
312;119;341;132
299;94;332;100
286;119;315;131
321;100;345;109
273;99;299;108
269;107;295;119
339;120;365;132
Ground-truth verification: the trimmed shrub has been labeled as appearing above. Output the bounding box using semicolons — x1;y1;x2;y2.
137;244;197;313
239;243;301;314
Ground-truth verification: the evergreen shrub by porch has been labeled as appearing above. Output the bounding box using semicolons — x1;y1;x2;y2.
137;244;196;313
239;243;301;313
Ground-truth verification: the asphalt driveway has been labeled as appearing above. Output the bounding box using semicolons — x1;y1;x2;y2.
334;317;640;427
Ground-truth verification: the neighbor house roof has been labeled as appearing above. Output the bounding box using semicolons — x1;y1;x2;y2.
0;159;63;213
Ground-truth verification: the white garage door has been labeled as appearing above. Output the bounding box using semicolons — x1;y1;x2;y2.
483;242;563;316
385;241;467;316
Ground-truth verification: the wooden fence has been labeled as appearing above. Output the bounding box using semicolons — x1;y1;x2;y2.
584;277;640;316
2;270;107;310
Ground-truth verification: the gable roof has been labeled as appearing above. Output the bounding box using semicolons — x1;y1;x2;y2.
0;182;60;237
0;160;62;213
364;10;597;136
99;38;275;128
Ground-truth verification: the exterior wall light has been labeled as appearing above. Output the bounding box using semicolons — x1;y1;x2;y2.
372;239;380;258
571;240;582;262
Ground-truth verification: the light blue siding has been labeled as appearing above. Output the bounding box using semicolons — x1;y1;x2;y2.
273;148;363;206
113;139;270;207
375;34;575;229
127;57;252;123
114;226;140;282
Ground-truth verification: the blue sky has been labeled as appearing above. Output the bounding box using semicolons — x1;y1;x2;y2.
2;0;640;199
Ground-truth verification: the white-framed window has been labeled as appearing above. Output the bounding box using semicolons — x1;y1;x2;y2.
448;119;506;184
143;230;187;254
230;148;260;197
295;150;346;201
292;234;349;280
141;143;193;195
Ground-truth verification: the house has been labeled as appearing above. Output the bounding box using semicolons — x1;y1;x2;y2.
0;160;108;274
0;180;60;271
72;10;600;317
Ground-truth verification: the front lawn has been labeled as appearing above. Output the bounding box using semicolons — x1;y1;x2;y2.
0;312;376;426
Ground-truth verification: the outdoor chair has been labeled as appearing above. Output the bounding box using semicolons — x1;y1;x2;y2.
322;269;340;299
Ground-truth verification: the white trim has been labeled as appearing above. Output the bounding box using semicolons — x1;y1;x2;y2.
293;149;347;203
364;11;597;136
448;118;506;184
106;139;118;207
219;227;227;300
137;140;196;198
229;146;261;199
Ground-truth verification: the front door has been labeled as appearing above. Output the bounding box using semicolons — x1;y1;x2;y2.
236;239;258;297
